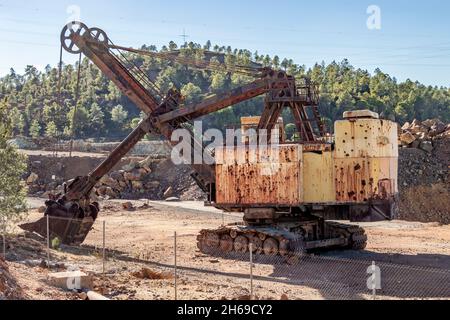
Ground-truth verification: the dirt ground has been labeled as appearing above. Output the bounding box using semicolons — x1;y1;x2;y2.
1;199;449;300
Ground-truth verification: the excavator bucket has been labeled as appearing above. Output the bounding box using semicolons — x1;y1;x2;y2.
20;216;95;246
20;193;99;246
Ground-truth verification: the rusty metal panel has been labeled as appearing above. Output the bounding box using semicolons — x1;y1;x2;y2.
335;119;398;158
303;151;335;203
335;157;398;202
215;145;303;205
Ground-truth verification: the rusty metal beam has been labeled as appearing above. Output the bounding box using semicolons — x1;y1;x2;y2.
71;34;159;115
90;118;153;180
158;78;268;123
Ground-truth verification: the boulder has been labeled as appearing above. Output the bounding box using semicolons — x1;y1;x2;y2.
99;176;120;189
26;173;39;184
118;180;128;189
416;132;427;140
131;181;144;190
97;186;117;198
122;162;138;172
138;157;154;173
96;186;107;196
429;122;446;137
422;119;437;129
400;132;416;145
110;171;125;182
419;141;434;153
409;119;428;135
138;168;149;177
47;271;93;291
411;125;428;135
401;122;411;131
438;130;450;139
122;202;134;211
124;168;145;181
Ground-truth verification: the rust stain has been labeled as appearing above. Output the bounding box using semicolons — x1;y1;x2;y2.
216;145;303;205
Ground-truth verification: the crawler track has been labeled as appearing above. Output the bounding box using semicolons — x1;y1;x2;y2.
197;222;368;259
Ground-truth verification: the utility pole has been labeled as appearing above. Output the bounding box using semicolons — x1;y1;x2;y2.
179;29;189;47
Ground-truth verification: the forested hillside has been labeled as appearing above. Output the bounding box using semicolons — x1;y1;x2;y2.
1;41;449;140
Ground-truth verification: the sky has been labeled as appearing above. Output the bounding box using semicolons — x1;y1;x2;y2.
0;0;449;86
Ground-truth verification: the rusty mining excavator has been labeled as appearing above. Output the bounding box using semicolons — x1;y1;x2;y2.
21;22;399;257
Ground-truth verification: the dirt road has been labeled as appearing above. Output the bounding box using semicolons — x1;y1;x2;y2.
6;200;450;300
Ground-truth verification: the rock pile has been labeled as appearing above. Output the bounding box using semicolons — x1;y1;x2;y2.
397;119;449;225
398;148;448;188
25;166;65;198
24;154;206;201
397;119;449;187
94;157;153;199
399;119;449;152
93;157;205;201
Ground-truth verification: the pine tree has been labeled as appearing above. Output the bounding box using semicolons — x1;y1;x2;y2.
181;83;202;104
88;102;105;136
0;100;28;233
111;105;128;124
29;119;41;138
9;107;25;135
45;121;58;137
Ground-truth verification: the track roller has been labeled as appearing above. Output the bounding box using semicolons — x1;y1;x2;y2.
263;238;279;256
234;235;249;253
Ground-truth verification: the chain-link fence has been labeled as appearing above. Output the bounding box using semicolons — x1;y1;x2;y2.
7;211;450;300
105;208;450;301
170;238;450;301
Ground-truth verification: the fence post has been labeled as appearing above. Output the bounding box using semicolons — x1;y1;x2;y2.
102;220;106;275
46;215;50;267
2;227;5;260
174;231;178;301
250;243;253;300
372;261;377;300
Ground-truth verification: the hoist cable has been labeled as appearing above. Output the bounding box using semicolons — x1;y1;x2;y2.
69;53;82;158
109;45;263;78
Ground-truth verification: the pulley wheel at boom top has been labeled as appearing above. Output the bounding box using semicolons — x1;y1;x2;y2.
61;21;89;54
